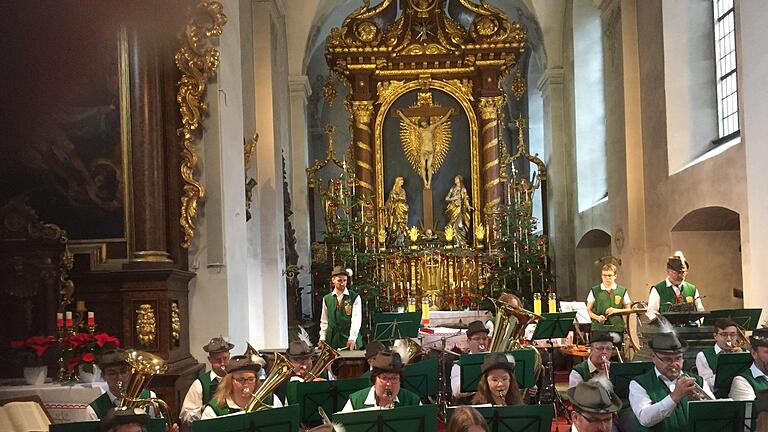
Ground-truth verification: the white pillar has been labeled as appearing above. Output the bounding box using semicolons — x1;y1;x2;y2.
288;75;313;318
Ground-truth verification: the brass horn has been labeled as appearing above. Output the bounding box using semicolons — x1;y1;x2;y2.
117;350;174;424
489;301;540;352
244;353;295;412
393;338;424;364
304;340;340;381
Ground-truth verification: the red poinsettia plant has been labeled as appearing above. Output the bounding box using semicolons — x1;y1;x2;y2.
62;332;121;373
8;335;60;367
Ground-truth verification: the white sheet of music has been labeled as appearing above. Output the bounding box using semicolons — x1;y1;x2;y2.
559;301;591;324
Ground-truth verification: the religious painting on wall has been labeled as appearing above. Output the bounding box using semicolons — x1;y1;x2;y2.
0;5;131;260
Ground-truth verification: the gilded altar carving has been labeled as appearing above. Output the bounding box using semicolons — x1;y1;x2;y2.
136;303;156;346
170;301;181;345
350;100;375;126
478;95;506;120
175;1;227;248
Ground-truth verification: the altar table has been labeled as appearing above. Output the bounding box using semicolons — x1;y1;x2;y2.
0;379;108;423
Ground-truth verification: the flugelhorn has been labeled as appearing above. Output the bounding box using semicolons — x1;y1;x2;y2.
304;340;339;381
673;368;712;401
244;353;295;412
117;350;174;425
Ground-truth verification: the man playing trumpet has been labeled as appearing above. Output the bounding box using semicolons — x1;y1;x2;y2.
341;351;420;411
696;318;744;391
587;264;631;333
629;329;714;431
569;332;620;390
180;336;233;424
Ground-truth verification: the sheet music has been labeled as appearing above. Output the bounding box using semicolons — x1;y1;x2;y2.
559;301;591;324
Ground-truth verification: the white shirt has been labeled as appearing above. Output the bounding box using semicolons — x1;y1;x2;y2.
569;358;598;390
646;278;704;319
695;344;722;390
180;370;221;424
586;283;631;305
84;389;158;420
729;362;766;401
341;386;402;413
629;367;715;427
319;288;362;344
200;394;282;420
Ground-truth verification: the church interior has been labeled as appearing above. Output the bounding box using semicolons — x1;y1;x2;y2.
1;0;768;430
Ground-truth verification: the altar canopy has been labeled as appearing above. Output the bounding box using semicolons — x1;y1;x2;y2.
309;0;553;316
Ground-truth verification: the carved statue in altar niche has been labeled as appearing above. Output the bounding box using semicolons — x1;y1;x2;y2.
397;108;453;189
384;176;409;247
444;175;473;247
322;179;343;236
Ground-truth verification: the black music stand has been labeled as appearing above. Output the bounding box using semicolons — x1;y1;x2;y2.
191;405;300;432
287;377;370;426
714;352;753;394
704;308;764;331
531;311;577;424
372;312;421;341
401;357;439;399
446;405;554;432
459;351;538;393
688;400;754;432
660;311;710;326
331;404;438;432
609;362;655;402
51;419;166;432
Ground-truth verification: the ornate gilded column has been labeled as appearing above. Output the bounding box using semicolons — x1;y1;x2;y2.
350;100;375;197
126;27;172;264
477;96;506;214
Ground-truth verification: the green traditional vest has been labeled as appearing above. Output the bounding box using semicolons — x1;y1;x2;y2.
633;369;703;431
198;371;220;407
89;389;152;419
573;360;594;382
653;281;697;313
324;290;362;349
206;393;274;417
702;347;718;372
590;285;627;331
347;386;421;410
736;368;768;393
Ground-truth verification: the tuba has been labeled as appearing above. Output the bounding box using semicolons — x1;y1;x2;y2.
489;301;540;352
393;338;424;364
117;350;173;424
244;353;295;412
304;340;340;381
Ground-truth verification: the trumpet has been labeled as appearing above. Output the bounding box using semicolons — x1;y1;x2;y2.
497;390;507;406
674;369;712;400
600;355;610;376
724;327;749;352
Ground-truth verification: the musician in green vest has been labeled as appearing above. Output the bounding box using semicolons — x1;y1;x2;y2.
200;355;282;419
359;340;386;379
341;351;421;411
569;331;620;390
729;327;768;400
646;252;704;319
587;263;631;332
320;266;363;350
566;376;621;432
179;336;234;424
629;329;714;431
100;407;149;432
695;318;744;392
85;349;156;420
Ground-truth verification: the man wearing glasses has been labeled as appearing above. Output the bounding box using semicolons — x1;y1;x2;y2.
451;320;490;402
86;349;156;420
569;332;620;390
696;318;744;391
341;351;420;411
629;330;714;430
180;336;234;424
586;263;631;332
646;251;704;319
567;376;621;432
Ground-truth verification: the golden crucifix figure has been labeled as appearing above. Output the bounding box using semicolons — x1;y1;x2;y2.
397;107;453;189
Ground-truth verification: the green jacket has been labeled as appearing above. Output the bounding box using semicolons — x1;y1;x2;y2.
653;281;696;313
573;359;594;382
590;284;627;331
347;386;421;410
89;389;152;419
736;367;768;393
324;290;362;349
198;371;220;407
632;368;703;431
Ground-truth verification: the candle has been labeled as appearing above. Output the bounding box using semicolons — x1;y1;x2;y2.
76;301;86;312
88;312;95;326
533;293;542;315
65;311;73;328
548;292;557;313
56;313;64;328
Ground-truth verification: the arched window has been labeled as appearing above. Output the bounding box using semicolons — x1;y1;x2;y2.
712;0;740;144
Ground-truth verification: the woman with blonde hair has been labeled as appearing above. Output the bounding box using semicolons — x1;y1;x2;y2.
201;356;281;419
471;353;523;406
446;406;488;432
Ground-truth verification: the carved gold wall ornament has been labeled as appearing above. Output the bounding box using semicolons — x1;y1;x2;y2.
244;133;258;221
510;67;526;100
322;78;338;105
306;125;354;189
511;115;547;181
136;303;156;346
170;301;181;345
478;95;506;120
175;0;227;248
350;100;375;126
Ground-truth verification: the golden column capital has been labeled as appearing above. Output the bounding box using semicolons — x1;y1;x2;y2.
477;96;506;120
350;100;375;126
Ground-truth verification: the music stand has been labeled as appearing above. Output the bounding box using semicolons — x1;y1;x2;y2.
704;308;764;331
372;312;421;341
401;357;439;399
531;311;577;423
51;418;167;432
609;362;655;401
660;311;710;326
446;405;554;432
191;405;300;432
458;351;538;393
331;404;438;432
714;352;753;393
287;377;370;426
688;400;754;432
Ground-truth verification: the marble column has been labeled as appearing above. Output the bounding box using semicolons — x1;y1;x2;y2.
477;96;506;214
349;100;375;197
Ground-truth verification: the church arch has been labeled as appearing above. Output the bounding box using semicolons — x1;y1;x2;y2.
574;228;612;302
